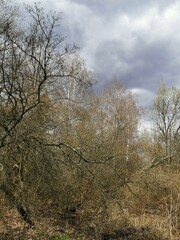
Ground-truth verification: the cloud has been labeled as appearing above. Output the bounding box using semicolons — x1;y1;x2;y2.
90;1;180;91
14;0;180;108
138;118;153;133
130;88;155;108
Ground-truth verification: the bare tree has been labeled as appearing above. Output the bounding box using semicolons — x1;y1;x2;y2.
152;84;180;163
0;2;94;226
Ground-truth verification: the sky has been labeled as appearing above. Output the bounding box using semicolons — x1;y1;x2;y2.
15;0;180;111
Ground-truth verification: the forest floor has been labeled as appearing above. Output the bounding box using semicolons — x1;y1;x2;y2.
0;199;178;239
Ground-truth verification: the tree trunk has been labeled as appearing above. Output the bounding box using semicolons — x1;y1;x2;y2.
0;184;34;227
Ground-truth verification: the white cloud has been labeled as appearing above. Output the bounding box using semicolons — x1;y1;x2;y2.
138;118;153;133
130;88;155;108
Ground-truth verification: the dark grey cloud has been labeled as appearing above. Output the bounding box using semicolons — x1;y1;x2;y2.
15;0;180;108
93;35;179;91
121;40;173;88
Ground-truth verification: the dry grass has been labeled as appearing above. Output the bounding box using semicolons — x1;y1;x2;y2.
0;194;179;239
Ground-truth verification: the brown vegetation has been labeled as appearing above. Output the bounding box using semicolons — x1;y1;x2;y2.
0;1;179;239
